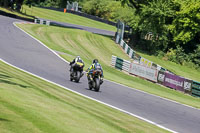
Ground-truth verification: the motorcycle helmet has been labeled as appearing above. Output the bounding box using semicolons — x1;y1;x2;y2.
93;59;98;64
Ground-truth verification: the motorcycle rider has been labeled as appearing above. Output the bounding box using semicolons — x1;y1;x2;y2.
87;59;104;84
70;56;84;76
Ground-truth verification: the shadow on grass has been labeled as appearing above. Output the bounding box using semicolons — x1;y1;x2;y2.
0;9;34;22
0;74;11;78
19;11;35;19
0;79;29;88
0;117;11;122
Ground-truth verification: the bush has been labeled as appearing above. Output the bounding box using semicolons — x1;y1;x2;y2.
191;45;200;68
164;46;190;65
82;0;135;22
36;0;59;8
162;45;200;70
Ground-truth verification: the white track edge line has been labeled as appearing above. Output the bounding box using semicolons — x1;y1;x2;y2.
11;22;183;133
13;22;70;64
13;22;200;111
106;79;200;111
0;58;177;133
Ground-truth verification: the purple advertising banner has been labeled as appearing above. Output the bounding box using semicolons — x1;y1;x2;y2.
163;73;185;92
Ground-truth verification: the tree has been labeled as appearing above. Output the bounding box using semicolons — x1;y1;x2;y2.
0;0;11;7
136;0;177;53
82;0;134;21
170;1;200;53
0;0;24;10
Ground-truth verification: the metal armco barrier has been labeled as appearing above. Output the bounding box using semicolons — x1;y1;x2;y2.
34;19;50;26
192;81;200;97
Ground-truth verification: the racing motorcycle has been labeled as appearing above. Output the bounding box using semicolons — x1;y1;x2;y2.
88;69;103;92
70;62;84;83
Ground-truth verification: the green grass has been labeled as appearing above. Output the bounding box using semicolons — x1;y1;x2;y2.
20;5;116;31
16;24;200;109
0;60;169;133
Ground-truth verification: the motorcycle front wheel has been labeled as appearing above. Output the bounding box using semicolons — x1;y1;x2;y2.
94;78;100;92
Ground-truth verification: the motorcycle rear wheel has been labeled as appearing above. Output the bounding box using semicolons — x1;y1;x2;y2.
75;71;81;83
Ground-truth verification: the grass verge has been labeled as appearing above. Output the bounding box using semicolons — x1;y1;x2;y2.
0;60;169;133
16;24;200;109
20;5;116;31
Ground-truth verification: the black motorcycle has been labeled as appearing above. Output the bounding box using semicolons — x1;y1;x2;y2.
88;69;103;92
70;62;84;83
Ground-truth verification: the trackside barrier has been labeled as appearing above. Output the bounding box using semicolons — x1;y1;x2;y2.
111;56;200;98
129;63;158;82
111;55;157;82
115;57;123;70
111;55;117;67
120;39;137;60
191;81;200;97
119;39;168;72
122;60;131;72
115;21;168;72
111;55;130;72
140;57;153;68
34;19;50;26
157;71;193;93
118;38;170;73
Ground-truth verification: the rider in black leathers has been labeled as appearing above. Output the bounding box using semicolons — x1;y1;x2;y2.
70;56;85;76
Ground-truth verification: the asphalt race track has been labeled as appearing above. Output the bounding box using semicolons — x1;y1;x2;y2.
49;20;115;36
1;15;200;133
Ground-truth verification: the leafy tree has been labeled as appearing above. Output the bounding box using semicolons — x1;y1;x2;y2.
119;0;151;9
129;0;177;53
170;1;200;53
82;0;134;21
0;0;24;10
191;45;200;68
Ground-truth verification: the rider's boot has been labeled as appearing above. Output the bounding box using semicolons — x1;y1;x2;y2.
70;68;73;76
88;75;93;83
100;77;103;84
81;72;84;77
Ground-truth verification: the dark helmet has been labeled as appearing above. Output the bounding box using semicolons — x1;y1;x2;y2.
93;59;98;64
